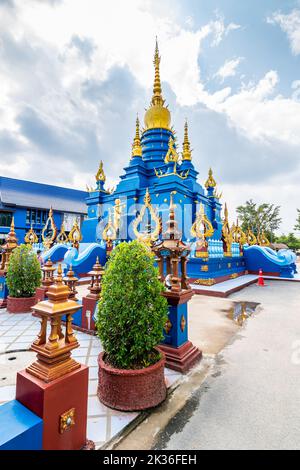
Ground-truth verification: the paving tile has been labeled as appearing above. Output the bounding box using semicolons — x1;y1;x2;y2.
89;347;101;356
87;356;99;367
87;417;107;442
88;367;99;380
110;413;138;438
88;396;107;416
0;385;16;402
7;342;31;350
72;348;88;358
88;380;98;396
0;344;9;353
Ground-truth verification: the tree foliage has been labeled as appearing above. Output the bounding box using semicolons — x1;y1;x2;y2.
236;199;281;239
275;233;300;251
6;244;42;298
96;240;169;370
294;209;300;232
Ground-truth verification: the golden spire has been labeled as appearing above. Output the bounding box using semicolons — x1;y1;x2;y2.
96;160;106;182
144;39;171;131
152;38;163;107
205;168;217;189
224;202;229;222
131;115;142;158
182;120;192;161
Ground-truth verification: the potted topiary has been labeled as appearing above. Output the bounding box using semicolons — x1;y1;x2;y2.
6;244;42;313
96;240;169;411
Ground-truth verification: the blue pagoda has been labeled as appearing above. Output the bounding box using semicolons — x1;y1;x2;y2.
81;40;246;284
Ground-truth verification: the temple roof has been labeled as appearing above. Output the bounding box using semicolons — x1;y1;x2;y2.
0;176;87;214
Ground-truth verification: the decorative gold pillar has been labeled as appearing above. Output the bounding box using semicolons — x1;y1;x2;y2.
27;265;81;383
87;257;104;300
63;265;78;300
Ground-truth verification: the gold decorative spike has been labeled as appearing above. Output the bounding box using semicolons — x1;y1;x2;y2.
144;39;171;130
25;226;38;245
205;168;217;189
56;223;69;244
68;220;82;249
165;136;179;164
133;188;161;246
42;208;57;250
222;203;233;256
213;188;222;200
232;219;247;253
190;203;214;254
131;116;142;158
96;160;106;182
182;120;192;161
257;230;270;247
103;210;117;243
247;228;257;246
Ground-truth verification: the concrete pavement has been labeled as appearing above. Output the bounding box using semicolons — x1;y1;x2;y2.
160;281;300;450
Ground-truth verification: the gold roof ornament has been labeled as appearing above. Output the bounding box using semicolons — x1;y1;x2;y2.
182;120;192;161
133;188;161;246
190;203;214;241
222;203;233;255
131;116;142;158
205;168;217;189
144;39;171;131
25;226;38;245
102;210;117;243
68;220;82;249
96;160;106;182
165;136;179;164
257;230;270;247
56;223;69;244
247;228;257;246
232;219;247;246
42;207;57;250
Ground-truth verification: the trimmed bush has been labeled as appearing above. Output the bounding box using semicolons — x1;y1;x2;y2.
96;240;168;369
6;244;42;298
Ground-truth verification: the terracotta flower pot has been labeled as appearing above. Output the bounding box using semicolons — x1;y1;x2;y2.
97;350;167;411
7;295;36;314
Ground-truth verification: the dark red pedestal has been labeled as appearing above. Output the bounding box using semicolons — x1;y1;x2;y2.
35;286;48;304
16;365;89;450
158;341;202;374
81;296;97;332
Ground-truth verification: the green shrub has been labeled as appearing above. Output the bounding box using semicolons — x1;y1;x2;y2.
96;240;169;369
6;244;42;298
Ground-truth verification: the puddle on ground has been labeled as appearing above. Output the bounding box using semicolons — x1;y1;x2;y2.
226;301;260;326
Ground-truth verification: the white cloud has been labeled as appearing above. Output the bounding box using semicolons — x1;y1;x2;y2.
267;9;300;55
215;57;243;82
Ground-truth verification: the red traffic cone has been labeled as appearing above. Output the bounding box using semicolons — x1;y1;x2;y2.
257;269;265;286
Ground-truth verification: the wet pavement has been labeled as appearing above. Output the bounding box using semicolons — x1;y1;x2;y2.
159;281;300;450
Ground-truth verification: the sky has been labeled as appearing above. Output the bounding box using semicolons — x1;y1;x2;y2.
0;0;300;234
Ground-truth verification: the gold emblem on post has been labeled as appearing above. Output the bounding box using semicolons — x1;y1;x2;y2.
164;319;172;334
205;168;217;189
96;160;106;182
180;315;186;333
59;408;75;434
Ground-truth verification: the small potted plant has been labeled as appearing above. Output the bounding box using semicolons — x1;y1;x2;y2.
6;244;42;313
96;240;169;411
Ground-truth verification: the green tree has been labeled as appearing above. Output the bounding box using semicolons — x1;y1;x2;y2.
96;240;168;370
6;244;42;297
236;199;282;240
294;209;300;232
275;233;300;251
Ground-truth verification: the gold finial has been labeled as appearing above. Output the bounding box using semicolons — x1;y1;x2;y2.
11;217;15;231
96;160;106;182
205;168;217;189
182;120;192;161
152;37;163;106
131;115;142;158
165;137;179;164
144;39;171;130
144;188;151;205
